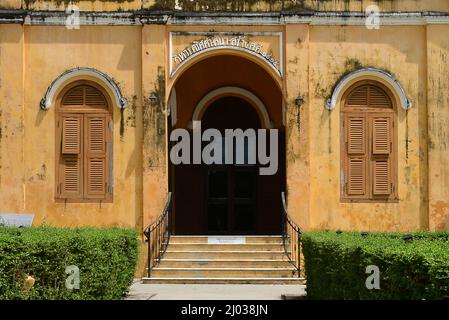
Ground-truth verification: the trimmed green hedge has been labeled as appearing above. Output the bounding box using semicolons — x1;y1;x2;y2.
302;231;449;300
0;226;138;300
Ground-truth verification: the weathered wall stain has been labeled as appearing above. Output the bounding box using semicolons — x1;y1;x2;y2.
314;58;364;103
344;58;362;72
0;110;2;185
405;109;409;162
120;107;125;139
147;0;448;12
431;201;449;230
150;0;282;11
23;0;134;9
143;66;166;169
295;99;301;128
126;95;137;128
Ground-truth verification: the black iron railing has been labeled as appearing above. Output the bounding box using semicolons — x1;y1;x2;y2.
281;191;303;277
143;192;172;277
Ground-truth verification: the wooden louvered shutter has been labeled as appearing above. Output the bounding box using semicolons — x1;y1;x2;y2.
62;116;81;154
346;84;393;109
369;85;392;108
371;115;393;195
343;82;395;200
59;114;83;198
372;117;391;154
62;85;107;108
58;83;112;201
346;85;369;106
85;86;107;107
345;115;367;196
62;86;84;106
84;114;109;199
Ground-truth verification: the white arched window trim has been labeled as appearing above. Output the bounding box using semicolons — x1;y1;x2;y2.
40;67;127;110
325;67;411;111
191;86;272;129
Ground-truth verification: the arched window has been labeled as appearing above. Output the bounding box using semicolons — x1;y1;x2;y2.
341;81;397;201
56;81;112;201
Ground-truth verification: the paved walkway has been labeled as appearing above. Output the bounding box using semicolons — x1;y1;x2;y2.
125;280;306;300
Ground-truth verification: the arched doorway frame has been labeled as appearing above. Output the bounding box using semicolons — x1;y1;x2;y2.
167;50;285;235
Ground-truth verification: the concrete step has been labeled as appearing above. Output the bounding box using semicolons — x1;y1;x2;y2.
143;235;301;284
166;243;284;251
170;235;284;244
142;277;306;284
151;267;297;278
163;250;289;259
158;259;293;268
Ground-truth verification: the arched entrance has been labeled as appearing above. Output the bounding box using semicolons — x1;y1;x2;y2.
169;54;285;235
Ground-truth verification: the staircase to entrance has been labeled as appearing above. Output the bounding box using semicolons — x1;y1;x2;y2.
142;235;305;284
143;192;304;284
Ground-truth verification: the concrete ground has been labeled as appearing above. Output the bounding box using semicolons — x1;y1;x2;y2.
125;279;306;300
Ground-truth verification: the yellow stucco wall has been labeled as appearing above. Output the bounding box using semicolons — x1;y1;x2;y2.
142;24;168;233
0;25;24;212
1;12;449;250
0;0;20;9
427;25;449;230
1;25;144;229
305;25;428;231
285;24;311;230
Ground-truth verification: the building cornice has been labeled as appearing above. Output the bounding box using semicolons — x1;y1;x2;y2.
0;10;449;26
0;9;26;24
25;10;140;25
283;11;449;25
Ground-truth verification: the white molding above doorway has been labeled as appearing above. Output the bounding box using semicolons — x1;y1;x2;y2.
169;31;283;78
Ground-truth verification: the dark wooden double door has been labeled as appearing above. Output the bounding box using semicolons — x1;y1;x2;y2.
207;165;257;234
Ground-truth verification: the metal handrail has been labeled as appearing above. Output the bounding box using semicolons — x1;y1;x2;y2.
281;191;303;277
143;192;172;277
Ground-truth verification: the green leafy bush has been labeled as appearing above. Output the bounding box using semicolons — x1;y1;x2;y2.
302;231;449;300
0;226;138;300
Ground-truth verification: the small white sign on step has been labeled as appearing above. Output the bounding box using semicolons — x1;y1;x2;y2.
207;236;246;244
